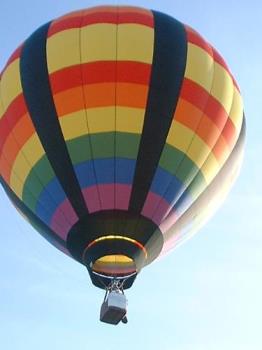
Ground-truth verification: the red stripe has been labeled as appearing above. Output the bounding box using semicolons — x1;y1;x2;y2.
221;118;236;146
186;26;240;91
1;45;23;75
49;61;151;94
180;78;229;131
0;95;28;151
49;11;153;37
185;25;213;56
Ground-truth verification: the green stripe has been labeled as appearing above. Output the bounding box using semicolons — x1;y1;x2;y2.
22;132;141;210
159;144;206;187
67;132;140;160
187;172;206;198
22;157;55;211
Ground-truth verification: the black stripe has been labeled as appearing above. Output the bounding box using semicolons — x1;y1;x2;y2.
20;22;87;218
129;11;187;212
0;176;66;248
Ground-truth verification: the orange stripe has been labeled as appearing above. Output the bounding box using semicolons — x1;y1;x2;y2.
1;114;35;180
212;136;230;161
54;83;149;117
174;98;223;153
0;154;12;183
175;98;203;131
181;78;229;131
196;115;221;148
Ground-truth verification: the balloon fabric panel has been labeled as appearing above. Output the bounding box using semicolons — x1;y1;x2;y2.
0;6;245;287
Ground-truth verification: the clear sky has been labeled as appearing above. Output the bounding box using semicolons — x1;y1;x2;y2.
0;1;261;349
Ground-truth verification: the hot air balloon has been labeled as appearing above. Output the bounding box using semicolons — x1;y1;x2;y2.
0;5;245;324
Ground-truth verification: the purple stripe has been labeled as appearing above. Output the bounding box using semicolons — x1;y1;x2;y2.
50;199;78;239
159;209;178;233
142;192;171;225
83;184;132;213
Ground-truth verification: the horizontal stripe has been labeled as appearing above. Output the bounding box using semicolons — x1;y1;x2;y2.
186;26;240;92
185;43;214;93
82;184;132;212
53;83;149;116
22;156;55;209
47;23;153;73
222;118;236;146
35;177;67;224
59;107;145;140
2;157;70;237
211;61;234;114
0;95;28;147
10;134;45;196
47;28;81;74
0;97;3;121
49;61;151;94
158;144;205;184
50;199;79;239
185;25;213;56
30;157;135;225
1;45;23;74
166;121;219;183
66;132;140;163
142;192;172;225
212;136;230;162
48;7;153;37
74;158;136;188
1;114;34;177
0;59;22;111
180;78;229;131
228;87;243;132
150;167;189;204
0;175;67;248
117;24;154;63
174;98;223;150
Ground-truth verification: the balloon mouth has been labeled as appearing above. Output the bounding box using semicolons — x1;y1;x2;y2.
66;210;164;288
82;234;148;276
91;254;137;277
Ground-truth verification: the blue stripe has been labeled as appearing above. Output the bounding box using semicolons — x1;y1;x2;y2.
35;178;67;225
150;167;192;204
75;158;136;187
35;158;137;224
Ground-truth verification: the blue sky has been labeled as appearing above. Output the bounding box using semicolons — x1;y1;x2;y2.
0;0;261;349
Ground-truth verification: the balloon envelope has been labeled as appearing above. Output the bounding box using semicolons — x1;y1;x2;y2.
0;6;245;288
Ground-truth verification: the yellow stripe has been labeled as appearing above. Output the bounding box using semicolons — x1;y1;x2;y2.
0;59;22;111
59;106;145;141
211;62;234;114
116;106;144;134
95;255;134;264
47;23;153;74
185;43;214;92
0;91;4;120
167;120;194;152
59;110;87;141
187;137;217;170
166;120;219;179
185;44;234;114
199;151;222;184
118;24;154;64
47;29;80;74
81;24;116;63
88;107;115;133
229;87;244;134
10;134;45;197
